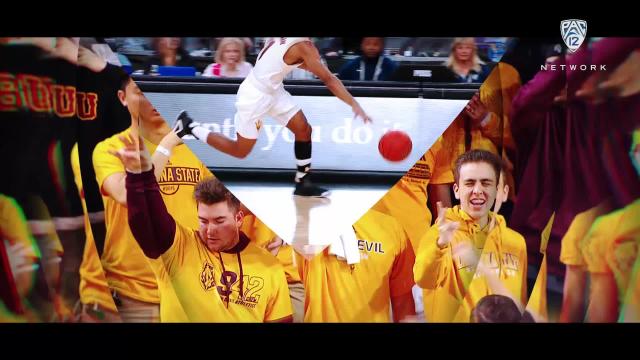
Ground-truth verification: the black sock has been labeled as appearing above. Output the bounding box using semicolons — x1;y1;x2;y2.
294;141;312;183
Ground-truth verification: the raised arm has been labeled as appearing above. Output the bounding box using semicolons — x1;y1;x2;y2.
111;133;177;259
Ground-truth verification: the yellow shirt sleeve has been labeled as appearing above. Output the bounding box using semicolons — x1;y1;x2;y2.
264;262;293;321
479;112;501;141
242;214;277;248
516;233;529;306
441;115;466;171
294;250;306;284
390;226;416;297
157;220;192;277
583;214;619;274
92;138;125;192
560;215;588;267
430;138;454;185
478;63;518;152
414;224;450;290
0;195;39;260
276;244;301;283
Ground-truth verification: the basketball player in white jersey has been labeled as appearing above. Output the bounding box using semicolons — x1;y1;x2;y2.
174;37;371;197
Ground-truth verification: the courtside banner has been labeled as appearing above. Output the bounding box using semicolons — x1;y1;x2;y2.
147;92;467;173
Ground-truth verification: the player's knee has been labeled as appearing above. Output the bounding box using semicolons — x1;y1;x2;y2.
293;122;312;139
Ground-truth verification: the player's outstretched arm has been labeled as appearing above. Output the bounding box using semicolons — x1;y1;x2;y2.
298;43;371;123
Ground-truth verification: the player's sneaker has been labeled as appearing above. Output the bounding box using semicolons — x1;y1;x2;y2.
173;110;199;138
293;176;331;198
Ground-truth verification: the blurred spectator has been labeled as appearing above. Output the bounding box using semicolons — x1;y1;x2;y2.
317;37;341;57
212;37;254;55
318;37;362;57
116;37;153;53
202;38;253;78
144;37;195;75
181;38;209;53
476;37;509;63
400;37;453;57
338;37;398;81
445;37;491;83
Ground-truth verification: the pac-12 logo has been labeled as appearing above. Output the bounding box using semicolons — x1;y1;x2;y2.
561;19;587;53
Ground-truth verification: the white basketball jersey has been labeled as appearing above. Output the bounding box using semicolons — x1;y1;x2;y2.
250;37;311;92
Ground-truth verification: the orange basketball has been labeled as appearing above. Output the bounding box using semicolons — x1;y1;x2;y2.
378;130;412;162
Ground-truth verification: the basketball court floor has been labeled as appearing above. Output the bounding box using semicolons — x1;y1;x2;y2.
224;179;391;257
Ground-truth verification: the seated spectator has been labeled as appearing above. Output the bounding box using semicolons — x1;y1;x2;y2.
202;37;253;78
145;37;195;75
212;37;254;55
445;37;491;83
338;37;398;81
